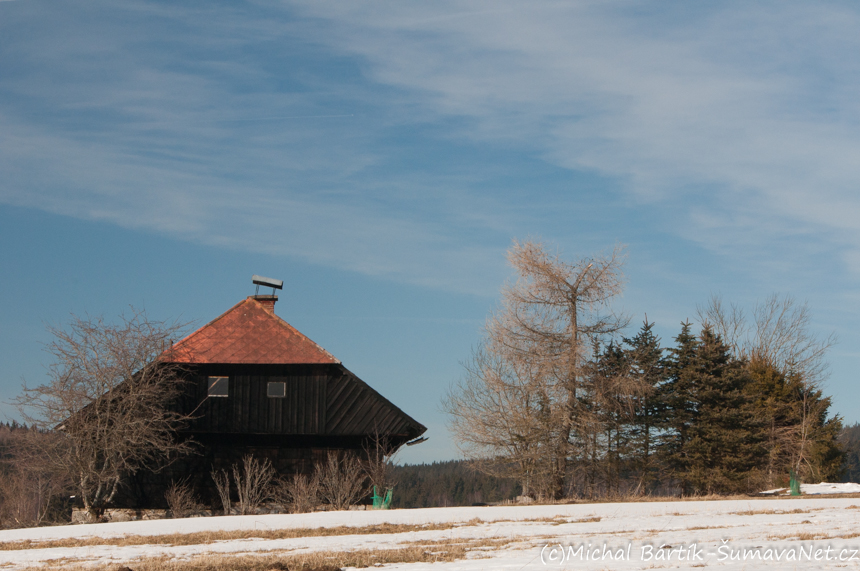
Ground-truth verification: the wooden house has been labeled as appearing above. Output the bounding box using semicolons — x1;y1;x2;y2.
121;294;426;508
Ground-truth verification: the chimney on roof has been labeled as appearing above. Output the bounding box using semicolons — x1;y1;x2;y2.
252;295;278;314
251;275;283;314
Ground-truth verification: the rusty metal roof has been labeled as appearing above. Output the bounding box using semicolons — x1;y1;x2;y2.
167;297;340;365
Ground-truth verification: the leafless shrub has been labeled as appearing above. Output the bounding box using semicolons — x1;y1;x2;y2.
0;428;71;529
273;472;320;514
210;468;231;515
165;478;200;518
316;451;367;511
233;455;276;515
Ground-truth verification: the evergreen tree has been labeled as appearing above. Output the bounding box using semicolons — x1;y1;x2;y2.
575;341;631;497
593;341;631;496
623;320;666;493
746;358;843;485
681;327;765;494
660;321;699;495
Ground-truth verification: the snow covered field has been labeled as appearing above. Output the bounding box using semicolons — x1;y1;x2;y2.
2;496;860;570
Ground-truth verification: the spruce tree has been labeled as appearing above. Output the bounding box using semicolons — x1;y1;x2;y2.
660;321;699;495
747;358;843;485
623;320;666;493
681;327;765;494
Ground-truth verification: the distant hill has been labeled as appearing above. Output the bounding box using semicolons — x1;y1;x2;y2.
389;460;521;509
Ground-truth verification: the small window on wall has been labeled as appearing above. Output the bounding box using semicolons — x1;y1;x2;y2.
267;381;286;398
208;376;229;397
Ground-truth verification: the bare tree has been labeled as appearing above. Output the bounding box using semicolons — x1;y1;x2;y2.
444;343;564;499
14;309;195;521
316;451;366;511
698;293;834;384
446;240;627;499
233;455;275;515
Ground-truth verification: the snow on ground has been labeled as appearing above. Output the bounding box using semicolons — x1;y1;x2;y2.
2;497;860;570
761;482;860;496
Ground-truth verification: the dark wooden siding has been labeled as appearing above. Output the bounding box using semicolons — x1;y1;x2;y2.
185;365;326;435
325;371;417;436
180;364;424;441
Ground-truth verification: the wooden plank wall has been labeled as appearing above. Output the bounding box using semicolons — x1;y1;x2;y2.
190;373;326;434
184;365;422;438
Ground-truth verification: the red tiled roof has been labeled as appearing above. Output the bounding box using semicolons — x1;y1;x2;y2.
167;297;340;365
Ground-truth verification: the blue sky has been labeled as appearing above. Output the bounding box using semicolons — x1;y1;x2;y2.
1;1;859;464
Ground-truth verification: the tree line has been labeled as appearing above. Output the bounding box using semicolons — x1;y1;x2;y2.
444;240;845;499
389;460;521;508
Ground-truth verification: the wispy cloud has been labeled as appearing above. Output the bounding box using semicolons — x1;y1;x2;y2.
291;1;860;272
3;0;860;296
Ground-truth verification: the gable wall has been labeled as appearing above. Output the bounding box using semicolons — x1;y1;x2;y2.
177;364;423;441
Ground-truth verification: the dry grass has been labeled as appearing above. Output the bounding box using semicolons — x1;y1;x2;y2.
767;532;848;541
728;508;811;516
523;515;600;525
0;521;466;552
0;514;618;553
1;515;599;553
8;536;516;571
570;516;601;524
768;531;860;542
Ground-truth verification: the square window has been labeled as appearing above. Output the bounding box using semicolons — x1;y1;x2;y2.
208;376;229;397
267;381;286;398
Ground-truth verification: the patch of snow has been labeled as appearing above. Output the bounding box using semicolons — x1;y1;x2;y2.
761;482;860;495
1;498;859;570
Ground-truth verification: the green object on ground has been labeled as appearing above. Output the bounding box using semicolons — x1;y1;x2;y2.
789;469;801;496
372;485;393;509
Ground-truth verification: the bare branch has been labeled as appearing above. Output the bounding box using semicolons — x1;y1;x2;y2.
445;240;627;499
13;308;194;520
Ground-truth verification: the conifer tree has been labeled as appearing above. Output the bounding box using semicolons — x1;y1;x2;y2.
623;320;666;493
746;362;843;483
681;328;765;494
577;341;635;497
660;321;699;495
590;341;630;495
699;294;843;484
746;358;798;483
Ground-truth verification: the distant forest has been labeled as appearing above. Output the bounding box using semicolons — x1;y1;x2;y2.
390;423;860;509
840;423;860;483
389;460;520;508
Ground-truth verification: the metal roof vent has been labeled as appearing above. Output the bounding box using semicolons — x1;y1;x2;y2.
252;274;283;296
